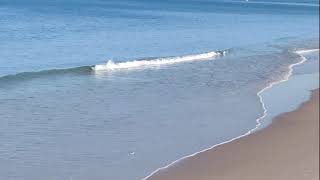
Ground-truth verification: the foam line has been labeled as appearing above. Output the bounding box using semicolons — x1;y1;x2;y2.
93;51;226;71
295;49;319;54
141;48;319;180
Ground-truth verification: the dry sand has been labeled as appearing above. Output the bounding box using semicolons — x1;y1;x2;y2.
147;89;319;180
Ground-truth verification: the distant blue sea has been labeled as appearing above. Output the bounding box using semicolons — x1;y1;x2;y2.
0;0;319;180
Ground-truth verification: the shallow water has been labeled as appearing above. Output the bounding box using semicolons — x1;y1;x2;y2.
0;0;319;180
260;50;319;129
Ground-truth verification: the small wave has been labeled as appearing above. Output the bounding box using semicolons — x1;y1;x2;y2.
0;50;228;84
93;50;227;71
0;66;92;84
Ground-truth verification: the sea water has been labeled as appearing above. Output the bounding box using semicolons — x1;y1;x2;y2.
0;0;319;180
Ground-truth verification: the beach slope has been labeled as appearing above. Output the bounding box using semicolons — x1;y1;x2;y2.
147;89;319;180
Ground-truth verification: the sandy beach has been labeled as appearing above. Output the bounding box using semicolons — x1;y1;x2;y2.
147;89;319;180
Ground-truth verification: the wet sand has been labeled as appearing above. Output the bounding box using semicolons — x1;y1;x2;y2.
147;89;319;180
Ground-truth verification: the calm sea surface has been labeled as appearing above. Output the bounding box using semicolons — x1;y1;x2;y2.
0;0;319;179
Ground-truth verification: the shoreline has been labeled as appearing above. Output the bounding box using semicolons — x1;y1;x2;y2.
147;89;319;180
142;49;319;180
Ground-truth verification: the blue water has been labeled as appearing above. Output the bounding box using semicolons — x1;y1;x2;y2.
0;0;319;180
258;50;319;130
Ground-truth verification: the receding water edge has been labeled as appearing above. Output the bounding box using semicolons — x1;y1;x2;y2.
142;48;319;180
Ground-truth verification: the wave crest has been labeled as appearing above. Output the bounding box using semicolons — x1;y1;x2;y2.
93;50;227;71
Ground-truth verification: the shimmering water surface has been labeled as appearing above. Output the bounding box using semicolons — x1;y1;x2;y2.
0;0;319;180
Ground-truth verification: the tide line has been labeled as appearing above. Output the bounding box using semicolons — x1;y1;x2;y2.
141;48;319;180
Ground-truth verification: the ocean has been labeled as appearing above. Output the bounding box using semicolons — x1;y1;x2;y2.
0;0;319;180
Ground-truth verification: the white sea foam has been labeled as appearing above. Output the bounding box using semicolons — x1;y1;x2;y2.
93;51;225;71
295;49;319;54
141;48;319;180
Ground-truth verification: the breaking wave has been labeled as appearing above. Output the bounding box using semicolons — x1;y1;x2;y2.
93;50;227;71
0;49;228;84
